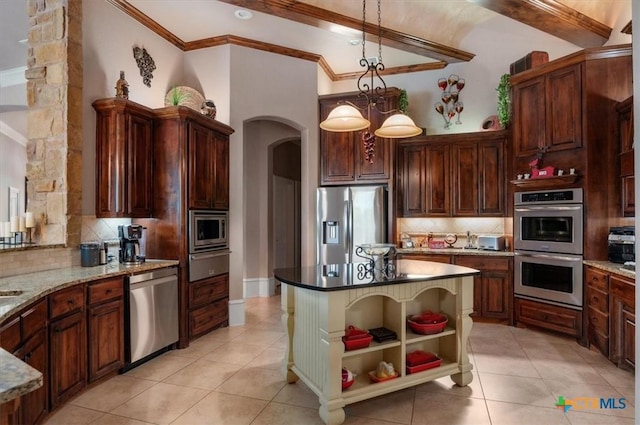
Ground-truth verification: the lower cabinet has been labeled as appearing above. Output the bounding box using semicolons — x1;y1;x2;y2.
610;274;635;370
515;298;582;337
454;256;512;323
0;299;48;425
585;266;609;356
399;253;513;323
87;277;125;382
49;285;86;408
188;274;229;339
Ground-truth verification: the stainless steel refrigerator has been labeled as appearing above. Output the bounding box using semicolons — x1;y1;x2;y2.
317;185;388;264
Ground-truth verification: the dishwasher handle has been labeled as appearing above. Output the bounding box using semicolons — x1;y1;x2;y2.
129;267;177;285
128;274;177;290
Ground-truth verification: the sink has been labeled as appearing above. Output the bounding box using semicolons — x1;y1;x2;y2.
0;290;23;306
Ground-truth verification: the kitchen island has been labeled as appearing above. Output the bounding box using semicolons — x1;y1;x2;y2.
274;260;479;425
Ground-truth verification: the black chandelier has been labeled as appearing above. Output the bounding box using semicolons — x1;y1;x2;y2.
319;0;421;139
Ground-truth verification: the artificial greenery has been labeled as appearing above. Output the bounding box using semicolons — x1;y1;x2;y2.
399;89;409;115
496;74;511;128
168;86;191;105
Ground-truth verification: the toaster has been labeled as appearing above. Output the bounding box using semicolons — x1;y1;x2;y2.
477;235;505;251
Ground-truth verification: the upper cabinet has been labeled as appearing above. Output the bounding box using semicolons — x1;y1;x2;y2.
93;98;155;218
154;107;233;212
187;120;230;210
513;64;582;157
396;131;507;218
319;88;401;185
617;96;634;217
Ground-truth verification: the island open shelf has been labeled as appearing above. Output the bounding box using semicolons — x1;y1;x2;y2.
275;260;477;425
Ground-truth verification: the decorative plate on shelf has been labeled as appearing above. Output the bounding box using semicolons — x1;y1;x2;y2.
164;86;205;112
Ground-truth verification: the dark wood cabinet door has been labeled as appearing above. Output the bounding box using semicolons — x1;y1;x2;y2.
425;144;450;216
478;141;505;215
622;175;635;217
319;89;400;185
188;121;216;209
513;76;546;157
545;64;582;153
19;328;48;425
400;145;426;216
49;311;86;408
126;113;154;216
451;143;478;216
93;99;154;218
88;299;124;382
213;137;230;210
610;275;635;370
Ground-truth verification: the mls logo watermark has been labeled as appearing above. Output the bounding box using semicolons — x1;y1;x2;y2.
555;395;627;412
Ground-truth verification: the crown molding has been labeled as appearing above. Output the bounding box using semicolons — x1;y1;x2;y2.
0;66;27;88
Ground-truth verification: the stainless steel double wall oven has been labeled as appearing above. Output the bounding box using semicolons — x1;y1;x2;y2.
514;188;584;309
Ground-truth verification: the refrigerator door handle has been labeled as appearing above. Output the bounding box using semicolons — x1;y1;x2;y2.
344;200;351;260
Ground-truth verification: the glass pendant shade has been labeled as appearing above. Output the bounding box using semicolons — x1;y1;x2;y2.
320;104;371;132
375;114;423;138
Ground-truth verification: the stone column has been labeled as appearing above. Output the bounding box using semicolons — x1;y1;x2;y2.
25;0;82;247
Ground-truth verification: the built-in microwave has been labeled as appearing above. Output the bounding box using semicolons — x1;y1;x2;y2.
189;210;228;253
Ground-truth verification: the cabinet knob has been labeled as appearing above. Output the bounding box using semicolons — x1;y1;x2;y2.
68;299;75;305
106;289;112;294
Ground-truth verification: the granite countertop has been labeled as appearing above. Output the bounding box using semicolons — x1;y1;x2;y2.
583;260;636;280
274;259;479;291
396;247;514;257
0;259;178;403
0;349;43;403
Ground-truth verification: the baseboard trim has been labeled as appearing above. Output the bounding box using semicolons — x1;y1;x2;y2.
244;277;277;298
228;299;245;326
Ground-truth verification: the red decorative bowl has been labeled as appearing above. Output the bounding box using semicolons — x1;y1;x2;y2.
342;368;356;389
342;325;373;350
406;357;442;374
407;312;448;335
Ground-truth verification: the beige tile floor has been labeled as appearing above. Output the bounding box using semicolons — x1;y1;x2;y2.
44;296;635;425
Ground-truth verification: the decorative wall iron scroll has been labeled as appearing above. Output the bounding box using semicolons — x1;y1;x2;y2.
132;46;156;87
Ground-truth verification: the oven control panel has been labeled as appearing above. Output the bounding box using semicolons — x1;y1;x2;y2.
515;188;583;205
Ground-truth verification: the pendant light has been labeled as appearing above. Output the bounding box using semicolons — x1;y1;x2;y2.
319;0;421;139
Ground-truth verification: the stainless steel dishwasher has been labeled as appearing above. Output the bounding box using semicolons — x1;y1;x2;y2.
126;267;179;365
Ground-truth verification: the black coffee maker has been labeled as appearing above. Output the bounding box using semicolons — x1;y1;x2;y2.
118;224;146;265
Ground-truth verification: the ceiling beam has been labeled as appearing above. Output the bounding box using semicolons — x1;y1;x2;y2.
217;0;475;63
466;0;611;48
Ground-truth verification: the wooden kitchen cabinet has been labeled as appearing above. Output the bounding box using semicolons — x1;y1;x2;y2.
585;266;610;356
610;274;635;370
515;298;582;337
188;120;230;210
617;96;634;217
188;274;229;339
93;98;155;218
0;299;48;425
319;88;401;185
396;131;506;217
512;64;582;157
87;277;125;382
454;256;512;323
49;286;86;408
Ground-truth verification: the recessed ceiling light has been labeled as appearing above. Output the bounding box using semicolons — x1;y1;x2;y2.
349;39;361;46
234;9;253;20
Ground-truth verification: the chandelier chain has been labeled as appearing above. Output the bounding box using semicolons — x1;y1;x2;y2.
377;0;382;61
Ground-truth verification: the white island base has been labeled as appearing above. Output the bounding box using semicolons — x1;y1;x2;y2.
280;273;474;425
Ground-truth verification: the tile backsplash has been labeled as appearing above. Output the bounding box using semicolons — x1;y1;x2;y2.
397;217;511;248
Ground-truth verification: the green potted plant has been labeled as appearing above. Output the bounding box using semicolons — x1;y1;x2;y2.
496;74;511;129
167;86;191;106
399;89;409;114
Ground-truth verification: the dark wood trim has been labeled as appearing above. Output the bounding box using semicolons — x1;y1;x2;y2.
334;62;447;81
509;44;632;85
469;0;612;48
217;0;475;63
621;20;632;35
106;0;186;49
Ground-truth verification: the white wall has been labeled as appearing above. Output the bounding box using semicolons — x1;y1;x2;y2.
227;45;319;301
82;0;185;215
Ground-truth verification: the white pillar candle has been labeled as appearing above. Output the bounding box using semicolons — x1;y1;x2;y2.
3;222;11;237
19;216;26;232
10;216;18;233
25;212;35;228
